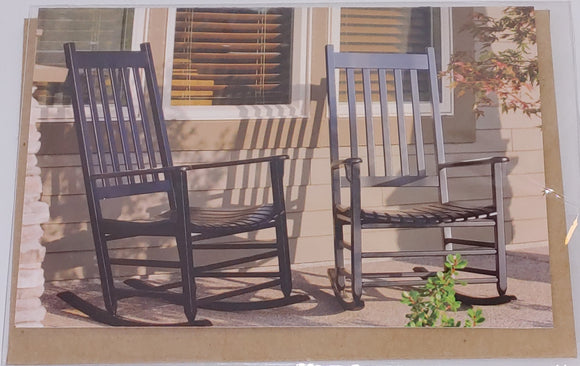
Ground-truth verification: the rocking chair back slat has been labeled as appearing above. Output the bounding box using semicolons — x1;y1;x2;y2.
97;68;122;183
393;69;410;176
378;69;392;176
84;69;107;179
131;65;161;181
410;69;426;176
120;68;144;176
346;68;359;160
362;69;376;177
109;68;134;179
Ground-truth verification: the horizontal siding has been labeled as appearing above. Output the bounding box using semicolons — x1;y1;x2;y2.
43;214;547;282
477;111;542;130
38;129;549;281
39;148;545;195
43;235;336;281
36;117;328;156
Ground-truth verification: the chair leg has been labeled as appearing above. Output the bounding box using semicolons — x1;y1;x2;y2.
349;162;364;308
495;219;508;296
443;227;453;272
172;169;198;323
270;158;292;297
275;214;292;297
93;232;117;315
493;161;508;296
176;234;197;323
327;220;364;310
350;221;363;307
443;227;453;251
333;223;346;291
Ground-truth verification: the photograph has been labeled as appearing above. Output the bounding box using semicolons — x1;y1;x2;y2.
4;2;578;364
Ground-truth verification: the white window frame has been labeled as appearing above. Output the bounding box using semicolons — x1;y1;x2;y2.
162;7;312;121
328;7;454;116
30;7;149;121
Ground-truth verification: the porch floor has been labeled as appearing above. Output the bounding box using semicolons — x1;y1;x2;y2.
41;243;553;328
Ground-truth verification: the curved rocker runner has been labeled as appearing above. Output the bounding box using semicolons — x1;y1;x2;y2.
57;291;212;327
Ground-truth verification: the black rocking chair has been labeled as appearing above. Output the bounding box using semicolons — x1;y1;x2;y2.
60;42;308;326
325;45;514;310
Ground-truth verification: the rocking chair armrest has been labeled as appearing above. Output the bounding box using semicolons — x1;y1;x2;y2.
331;157;363;170
331;158;363;185
438;156;509;170
89;166;188;180
183;155;289;171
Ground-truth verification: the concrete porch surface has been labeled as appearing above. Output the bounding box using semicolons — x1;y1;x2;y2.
40;242;553;328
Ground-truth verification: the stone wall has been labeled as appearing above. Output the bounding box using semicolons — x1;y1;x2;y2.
15;91;48;327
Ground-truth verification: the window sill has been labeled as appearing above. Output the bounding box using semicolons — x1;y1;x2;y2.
162;101;310;121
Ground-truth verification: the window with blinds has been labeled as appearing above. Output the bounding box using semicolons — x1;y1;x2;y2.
339;7;441;103
170;8;293;106
34;8;134;104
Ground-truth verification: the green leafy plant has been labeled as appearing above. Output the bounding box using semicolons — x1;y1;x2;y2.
401;254;485;327
442;7;540;118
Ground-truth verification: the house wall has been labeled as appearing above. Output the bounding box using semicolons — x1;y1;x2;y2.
35;7;548;281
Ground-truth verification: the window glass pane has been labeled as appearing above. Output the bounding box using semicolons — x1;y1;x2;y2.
339;7;440;102
170;8;293;106
34;8;134;105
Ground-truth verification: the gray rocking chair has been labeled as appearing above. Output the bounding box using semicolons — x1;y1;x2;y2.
325;44;514;310
59;42;308;326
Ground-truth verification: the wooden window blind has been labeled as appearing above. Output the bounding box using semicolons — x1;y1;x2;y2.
34;8;134;104
170;8;293;106
339;7;440;102
340;7;435;53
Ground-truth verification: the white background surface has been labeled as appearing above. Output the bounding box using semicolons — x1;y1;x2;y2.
1;1;579;365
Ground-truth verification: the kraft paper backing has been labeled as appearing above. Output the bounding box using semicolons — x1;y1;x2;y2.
5;9;577;364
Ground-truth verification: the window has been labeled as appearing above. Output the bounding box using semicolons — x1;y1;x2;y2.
33;8;137;105
170;8;292;106
329;7;453;115
163;7;311;120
